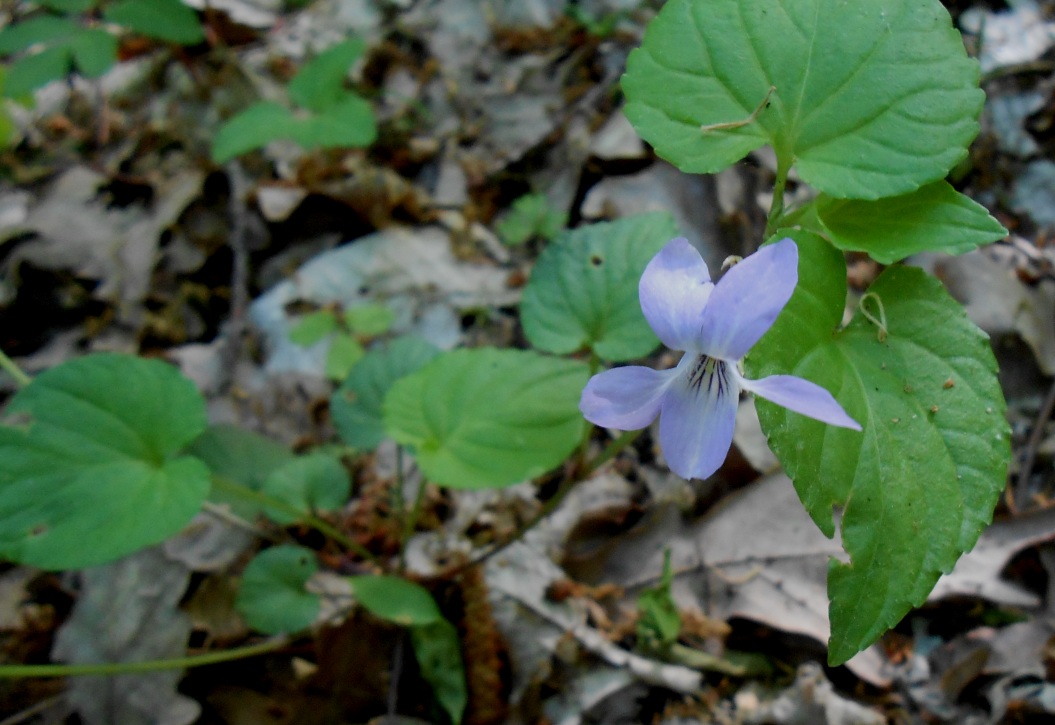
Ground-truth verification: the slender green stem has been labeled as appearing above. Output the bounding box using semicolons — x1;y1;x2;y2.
581;429;642;478
574;354;604;471
399;483;427;572
211;475;378;564
0;349;30;388
0;635;290;678
764;157;791;239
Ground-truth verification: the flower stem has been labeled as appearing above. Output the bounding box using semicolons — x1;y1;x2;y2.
210;475;378;564
0;349;30;388
398;447;427;573
0;635;291;678
764;156;792;238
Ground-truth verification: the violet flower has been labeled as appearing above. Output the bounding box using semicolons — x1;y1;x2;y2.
579;237;861;480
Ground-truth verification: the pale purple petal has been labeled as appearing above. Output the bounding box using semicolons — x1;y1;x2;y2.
658;357;740;479
638;237;714;352
739;374;862;431
698;238;798;360
580;365;677;431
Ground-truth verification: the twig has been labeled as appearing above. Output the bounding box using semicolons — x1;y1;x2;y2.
1012;375;1055;512
439;429;642;578
0;695;65;725
219;160;253;392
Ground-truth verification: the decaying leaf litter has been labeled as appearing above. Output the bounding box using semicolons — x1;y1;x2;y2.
1;0;1055;723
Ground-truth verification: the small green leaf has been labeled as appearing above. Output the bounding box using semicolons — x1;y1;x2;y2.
288;38;367;113
623;0;984;199
411;620;467;725
325;333;365;381
41;0;97;11
0;17;78;55
383;348;589;489
520;212;677;361
3;46;70;96
104;0;204;45
637;549;680;648
349;575;467;724
289;310;338;346
259;453;348;524
236;545;320;634
187;425;295;519
67;27;117;78
331;336;440;451
746;232;1010;664
350;575;442;626
496;193;567;245
211;102;295;163
0;354;209;569
815;181;1008;263
343;303;394;337
295;94;376;149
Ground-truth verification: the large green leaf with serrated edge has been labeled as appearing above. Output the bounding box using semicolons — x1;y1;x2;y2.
0;354;210;569
520;212;677;361
815;181;1007;263
622;0;983;199
332;336;440;451
104;0;204;45
745;231;1009;665
236;545;319;634
383;348;589;489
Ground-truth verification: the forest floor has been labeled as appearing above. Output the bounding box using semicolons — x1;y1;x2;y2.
2;0;1055;724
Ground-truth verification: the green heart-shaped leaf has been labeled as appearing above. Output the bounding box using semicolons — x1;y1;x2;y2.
332;336;440;451
520;212;677;361
236;545;319;634
0;354;209;569
260;453;348;525
623;0;983;199
746;232;1009;664
383;348;589;488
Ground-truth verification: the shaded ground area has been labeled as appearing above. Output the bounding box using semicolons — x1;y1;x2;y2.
1;0;1055;723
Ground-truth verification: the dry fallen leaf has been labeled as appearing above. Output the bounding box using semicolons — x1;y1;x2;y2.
52;546;199;725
